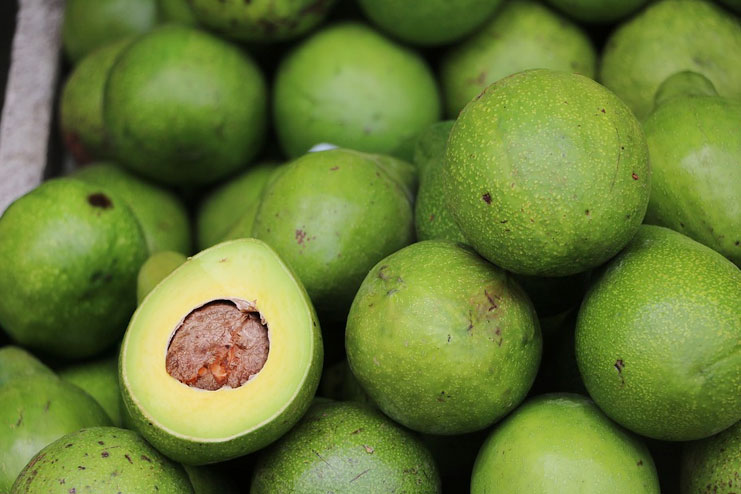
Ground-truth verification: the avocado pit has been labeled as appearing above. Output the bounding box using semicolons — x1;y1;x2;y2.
166;299;269;391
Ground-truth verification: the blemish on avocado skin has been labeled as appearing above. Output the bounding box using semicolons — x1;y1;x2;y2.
87;193;113;209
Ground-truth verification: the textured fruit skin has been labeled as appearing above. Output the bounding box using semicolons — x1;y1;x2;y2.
0;376;112;492
60;356;123;426
599;0;741;120
0;346;54;387
136;250;187;303
471;394;660;493
444;69;650;276
62;0;157;63
681;421;741;494
346;241;541;435
11;427;193;493
105;25;267;186
252;149;414;317
441;1;596;117
120;239;323;464
0;179;148;358
576;226;741;441
251;401;441;493
273;24;441;158
60;39;132;164
643;91;741;265
357;0;502;46
544;0;648;23
74;163;191;255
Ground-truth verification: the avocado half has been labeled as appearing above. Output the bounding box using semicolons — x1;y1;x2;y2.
120;239;323;464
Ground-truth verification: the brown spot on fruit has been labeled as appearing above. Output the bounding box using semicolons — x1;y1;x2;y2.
295;229;306;245
87;193;112;209
631;172;639;180
482;192;492;204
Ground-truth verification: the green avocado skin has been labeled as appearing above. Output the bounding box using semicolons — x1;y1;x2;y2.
74;163;192;255
576;226;741;441
444;69;650;276
0;178;148;359
544;0;648;23
59;356;123;427
136;250;188;303
413;121;455;180
346;240;541;435
599;0;741;120
251;401;441;493
471;394;660;493
441;1;597;117
11;427;193;493
681;421;741;494
0;346;54;387
0;376;112;492
105;25;267;186
643;95;741;265
158;0;198;25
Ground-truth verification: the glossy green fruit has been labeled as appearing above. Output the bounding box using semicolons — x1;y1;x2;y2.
681;421;741;494
136;250;188;303
576;226;741;441
0;346;54;387
59;356;123;426
545;0;648;23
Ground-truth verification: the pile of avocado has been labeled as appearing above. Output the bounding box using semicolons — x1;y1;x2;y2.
1;0;739;492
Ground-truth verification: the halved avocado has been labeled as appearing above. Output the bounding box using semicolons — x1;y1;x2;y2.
120;238;323;464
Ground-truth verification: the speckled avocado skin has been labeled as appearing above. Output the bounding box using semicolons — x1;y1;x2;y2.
681;421;741;494
471;394;660;493
544;0;648;23
251;400;441;493
444;69;649;276
11;427;194;493
576;226;741;441
346;241;541;435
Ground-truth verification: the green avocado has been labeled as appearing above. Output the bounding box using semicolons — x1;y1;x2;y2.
444;69;650;276
105;25;267;186
544;0;648;23
681;421;741;494
73;163;192;255
158;0;198;25
576;225;741;441
413;121;455;180
250;400;441;493
252;148;414;318
346;240;541;435
642;72;741;265
0;375;111;492
137;251;188;303
59;356;123;426
0;178;148;359
11;427;193;493
273;23;441;158
471;394;660;493
356;0;502;46
440;1;596;117
120;239;323;464
600;0;741;120
0;346;54;387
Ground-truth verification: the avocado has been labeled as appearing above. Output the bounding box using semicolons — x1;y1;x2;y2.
120;239;323;464
62;0;157;63
0;346;54;387
365;154;418;201
252;148;414;319
413;121;455;180
137;251;188;303
444;69;650;276
576;225;741;441
273;23;441;158
59;355;123;426
73;163;192;255
0;178;148;359
250;400;441;493
642;72;741;265
158;0;198;25
59;39;132;164
441;1;596;117
600;0;741;120
11;427;193;493
471;394;660;493
356;0;502;46
104;25;267;186
544;0;648;23
0;375;111;492
346;240;541;435
681;421;740;494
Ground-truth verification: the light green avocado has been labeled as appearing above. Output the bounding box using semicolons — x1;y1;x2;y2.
365;153;418;202
105;25;267;186
544;0;648;23
0;178;148;359
252;148;415;318
444;69;650;276
356;0;502;45
59;356;123;426
137;251;188;303
73;163;192;255
120;239;323;464
643;72;741;265
273;23;441;158
11;427;193;493
346;240;541;435
158;0;198;25
471;394;660;493
576;226;741;441
0;346;54;387
441;1;596;117
250;400;441;493
600;0;741;120
681;421;741;494
0;375;111;492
